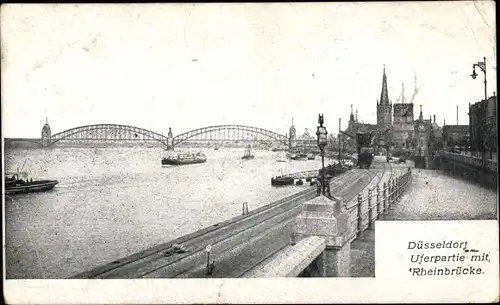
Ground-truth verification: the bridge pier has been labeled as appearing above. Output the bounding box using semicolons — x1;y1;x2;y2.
166;127;174;150
293;195;351;277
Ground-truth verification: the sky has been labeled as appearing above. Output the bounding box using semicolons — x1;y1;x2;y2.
1;2;496;138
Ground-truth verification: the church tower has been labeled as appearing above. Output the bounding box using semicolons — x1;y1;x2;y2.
41;117;51;147
288;118;296;150
347;104;356;132
376;65;392;129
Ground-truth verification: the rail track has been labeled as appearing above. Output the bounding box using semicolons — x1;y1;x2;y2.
71;169;366;279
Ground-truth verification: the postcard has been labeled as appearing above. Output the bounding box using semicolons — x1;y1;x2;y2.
2;2;498;303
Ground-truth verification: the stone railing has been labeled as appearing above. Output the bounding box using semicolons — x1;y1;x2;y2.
440;151;497;172
345;168;413;241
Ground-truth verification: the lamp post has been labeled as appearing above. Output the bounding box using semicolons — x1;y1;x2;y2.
338;118;342;166
471;57;487;101
316;114;328;195
205;244;212;275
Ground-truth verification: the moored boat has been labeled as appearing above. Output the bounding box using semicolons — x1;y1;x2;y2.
290;153;307;160
161;152;207;166
5;174;58;195
307;153;316;160
271;176;295;186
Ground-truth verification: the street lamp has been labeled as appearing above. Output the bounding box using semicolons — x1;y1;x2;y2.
205;244;214;275
316;114;328;195
471;57;487;101
338;118;342;166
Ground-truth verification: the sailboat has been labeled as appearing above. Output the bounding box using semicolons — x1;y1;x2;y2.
241;144;254;160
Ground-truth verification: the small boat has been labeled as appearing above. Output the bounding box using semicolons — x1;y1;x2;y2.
318;164;348;177
162;152;207;166
271;176;295;186
290;153;307;160
242;145;254;160
5;173;58;195
307;153;316;160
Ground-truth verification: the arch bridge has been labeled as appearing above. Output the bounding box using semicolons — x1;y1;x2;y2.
49;124;170;146
26;124;288;148
173;125;288;147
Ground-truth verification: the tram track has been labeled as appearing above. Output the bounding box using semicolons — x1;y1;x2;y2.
72;169;366;279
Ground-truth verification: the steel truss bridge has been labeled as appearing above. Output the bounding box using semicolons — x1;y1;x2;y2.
173;125;287;146
5;124;289;148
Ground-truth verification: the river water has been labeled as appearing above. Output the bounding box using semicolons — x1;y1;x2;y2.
5;147;327;279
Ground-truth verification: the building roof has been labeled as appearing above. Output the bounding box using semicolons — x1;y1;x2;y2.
297;128;315;141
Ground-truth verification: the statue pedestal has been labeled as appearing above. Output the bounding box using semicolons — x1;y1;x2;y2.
293;195;351;277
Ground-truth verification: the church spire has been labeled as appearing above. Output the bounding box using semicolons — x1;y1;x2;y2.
350;104;354;122
401;83;405;103
419;105;423;120
380;65;389;105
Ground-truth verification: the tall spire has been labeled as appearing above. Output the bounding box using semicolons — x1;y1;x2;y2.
401;83;405;103
350;104;354;122
45;117;48;124
419;105;423;120
291;117;294;126
380;65;389;105
356;109;358;122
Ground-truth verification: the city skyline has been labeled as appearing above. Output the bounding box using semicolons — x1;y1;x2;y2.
1;2;496;138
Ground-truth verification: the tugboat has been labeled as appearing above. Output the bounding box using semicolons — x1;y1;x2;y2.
271;176;295;186
241;145;254;160
161;152;207;166
5;173;59;195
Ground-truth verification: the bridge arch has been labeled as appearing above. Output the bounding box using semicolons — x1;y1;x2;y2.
49;124;170;146
173;125;288;146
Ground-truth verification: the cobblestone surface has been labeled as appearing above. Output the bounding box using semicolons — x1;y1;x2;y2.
350;229;375;277
381;168;497;220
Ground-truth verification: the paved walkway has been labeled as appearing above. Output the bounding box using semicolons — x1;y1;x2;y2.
382;168;497;220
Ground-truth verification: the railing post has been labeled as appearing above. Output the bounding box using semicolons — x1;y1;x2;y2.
382;182;387;213
368;189;374;230
391;179;395;205
357;194;362;238
396;176;401;199
376;184;380;219
397;177;401;199
387;180;392;207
